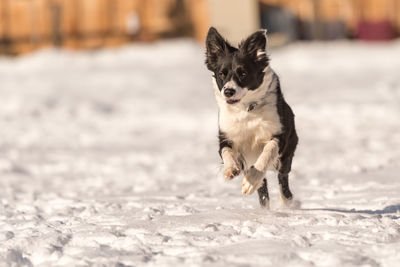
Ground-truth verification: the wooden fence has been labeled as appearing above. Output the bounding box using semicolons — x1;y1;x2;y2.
0;0;209;54
260;0;400;34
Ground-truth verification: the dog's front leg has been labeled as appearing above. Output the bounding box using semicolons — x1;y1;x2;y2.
221;147;241;180
242;139;279;195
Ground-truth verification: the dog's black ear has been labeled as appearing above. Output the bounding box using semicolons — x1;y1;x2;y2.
205;27;232;71
239;29;268;62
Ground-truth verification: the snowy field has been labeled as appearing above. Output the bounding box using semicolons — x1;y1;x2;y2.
1;39;400;266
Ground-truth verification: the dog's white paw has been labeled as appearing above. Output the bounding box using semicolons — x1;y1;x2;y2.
241;166;264;195
224;165;240;180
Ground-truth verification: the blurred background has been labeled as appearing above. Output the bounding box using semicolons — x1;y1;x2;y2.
1;1;400;266
1;0;400;54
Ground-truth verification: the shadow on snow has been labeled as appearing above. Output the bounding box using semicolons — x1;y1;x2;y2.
303;204;400;215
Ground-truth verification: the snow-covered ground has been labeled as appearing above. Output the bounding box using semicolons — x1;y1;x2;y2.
1;39;400;267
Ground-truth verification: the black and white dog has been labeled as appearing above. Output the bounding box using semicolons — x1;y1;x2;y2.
205;27;298;208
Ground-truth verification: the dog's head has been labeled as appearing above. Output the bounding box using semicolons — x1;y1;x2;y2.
205;27;269;105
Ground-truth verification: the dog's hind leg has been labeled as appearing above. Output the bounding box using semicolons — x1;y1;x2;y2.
278;173;293;205
278;156;294;206
257;178;270;209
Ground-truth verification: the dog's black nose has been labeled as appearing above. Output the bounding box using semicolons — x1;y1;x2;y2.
224;88;236;97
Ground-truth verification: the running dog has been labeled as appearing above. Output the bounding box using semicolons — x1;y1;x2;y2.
205;27;298;208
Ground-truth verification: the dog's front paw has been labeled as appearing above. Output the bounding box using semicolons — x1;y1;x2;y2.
241;166;264;195
224;165;240;180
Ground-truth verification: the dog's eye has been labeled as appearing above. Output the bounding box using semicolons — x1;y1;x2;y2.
237;69;247;78
218;70;227;79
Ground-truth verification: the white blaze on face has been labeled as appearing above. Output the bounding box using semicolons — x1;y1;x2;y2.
222;79;248;101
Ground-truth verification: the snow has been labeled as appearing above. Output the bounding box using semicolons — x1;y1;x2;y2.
1;39;400;266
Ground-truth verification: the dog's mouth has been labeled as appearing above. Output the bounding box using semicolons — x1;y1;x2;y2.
226;99;240;104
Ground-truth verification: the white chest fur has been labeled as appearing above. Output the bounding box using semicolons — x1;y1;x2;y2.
219;101;282;166
219;102;281;141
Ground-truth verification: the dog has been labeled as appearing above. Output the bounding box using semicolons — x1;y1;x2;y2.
205;27;298;209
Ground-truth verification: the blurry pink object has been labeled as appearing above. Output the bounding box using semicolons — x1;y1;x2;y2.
357;20;396;41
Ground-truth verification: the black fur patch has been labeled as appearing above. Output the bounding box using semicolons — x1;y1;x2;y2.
278;173;293;200
257;178;269;207
273;76;298;175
